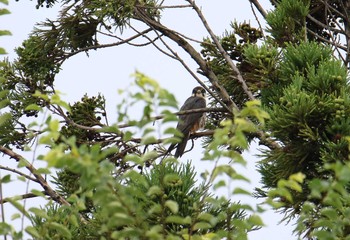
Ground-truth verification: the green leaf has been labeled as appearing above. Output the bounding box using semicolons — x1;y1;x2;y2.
69;214;79;227
198;213;216;225
33;91;49;101
17;176;26;182
320;207;338;220
30;189;45;197
233;187;251;196
99;125;120;133
49;119;60;132
141;151;158;162
25;226;41;238
0;113;11;126
25;104;42;111
248;214;264;226
166;215;190;224
145;225;162;239
165;200;179;214
35;167;51;175
193;221;212;230
29;207;49;219
210;165;249;183
141;136;158;145
0;89;9;98
213;180;226;190
48;222;72;238
111;213;134;226
11;213;21;220
123;131;133;141
147;186;162;196
0;9;10;16
289;172;305;184
124;154;142;164
0;99;10;108
1;174;11;183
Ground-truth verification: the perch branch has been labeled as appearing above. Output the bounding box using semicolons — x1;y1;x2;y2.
0;192;46;204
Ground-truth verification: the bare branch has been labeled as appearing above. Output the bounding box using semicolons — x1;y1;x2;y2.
62;28;153;61
250;0;266;39
142;4;192;9
248;0;267;18
0;166;39;183
128;23;178;60
118;107;230;128
187;0;256;101
307;14;343;34
133;6;235;113
0;171;7;240
0;192;46;204
306;28;347;51
0;146;70;207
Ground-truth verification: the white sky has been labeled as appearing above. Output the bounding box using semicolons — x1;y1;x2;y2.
2;0;297;239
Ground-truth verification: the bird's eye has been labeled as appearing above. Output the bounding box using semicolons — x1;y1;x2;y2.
201;89;206;94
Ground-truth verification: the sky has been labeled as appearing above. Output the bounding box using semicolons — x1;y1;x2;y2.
2;0;297;239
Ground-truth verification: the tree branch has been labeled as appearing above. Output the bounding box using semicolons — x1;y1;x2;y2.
0;165;39;183
62;28;153;61
0;146;70;207
131;130;215;144
133;5;236;113
187;0;256;101
0;192;45;204
248;0;267;18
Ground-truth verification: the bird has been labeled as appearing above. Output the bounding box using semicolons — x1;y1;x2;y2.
167;86;207;158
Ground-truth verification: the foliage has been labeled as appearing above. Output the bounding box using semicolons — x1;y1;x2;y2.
256;35;350;221
266;0;309;45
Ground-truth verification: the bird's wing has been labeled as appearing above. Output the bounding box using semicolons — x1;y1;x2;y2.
166;96;206;158
177;96;206;134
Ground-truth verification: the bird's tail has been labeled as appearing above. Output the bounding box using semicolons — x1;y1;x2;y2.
164;143;176;157
174;133;189;158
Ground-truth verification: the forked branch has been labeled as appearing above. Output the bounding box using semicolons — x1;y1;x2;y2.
0;146;70;207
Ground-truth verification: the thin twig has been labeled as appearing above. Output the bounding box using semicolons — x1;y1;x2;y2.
0;166;39;183
0;146;70;207
127;23;178;60
140;4;192;9
0;171;7;240
187;0;256;101
131;130;215;144
307;14;343;34
248;0;267;18
62;28;152;60
250;0;266;39
133;5;236;113
0;192;45;204
307;28;347;51
138;20;235;112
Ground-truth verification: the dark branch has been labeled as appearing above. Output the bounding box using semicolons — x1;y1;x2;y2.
188;0;256;101
0;192;46;204
0;146;70;207
133;5;235;113
0;166;39;183
248;0;267;18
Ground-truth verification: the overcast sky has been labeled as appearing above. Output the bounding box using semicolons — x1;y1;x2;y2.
2;0;297;239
